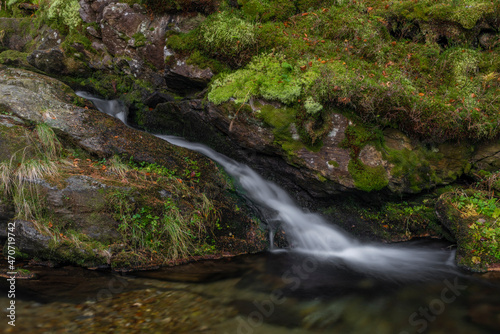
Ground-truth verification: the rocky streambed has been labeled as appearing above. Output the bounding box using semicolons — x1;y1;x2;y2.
1;248;500;334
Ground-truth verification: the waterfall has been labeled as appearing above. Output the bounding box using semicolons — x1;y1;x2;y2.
77;91;128;125
78;92;456;279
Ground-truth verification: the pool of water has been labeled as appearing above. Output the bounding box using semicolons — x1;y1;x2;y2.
1;240;499;334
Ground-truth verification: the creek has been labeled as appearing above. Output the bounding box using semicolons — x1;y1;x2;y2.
0;93;497;333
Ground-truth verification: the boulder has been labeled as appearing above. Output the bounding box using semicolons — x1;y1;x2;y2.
42;176;121;242
139;98;478;202
27;48;66;74
10;220;51;255
435;191;500;272
165;58;214;93
0;67;266;268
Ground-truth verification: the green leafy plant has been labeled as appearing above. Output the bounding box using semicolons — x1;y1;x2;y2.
468;219;500;262
454;191;500;218
127;157;177;177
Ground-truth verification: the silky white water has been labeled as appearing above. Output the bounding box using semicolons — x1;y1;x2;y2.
76;91;128;125
80;92;456;279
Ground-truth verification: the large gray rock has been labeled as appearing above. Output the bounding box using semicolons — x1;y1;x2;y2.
27;48;66;74
11;220;51;255
165;58;214;93
139;97;495;200
43;176;120;242
0;67;266;267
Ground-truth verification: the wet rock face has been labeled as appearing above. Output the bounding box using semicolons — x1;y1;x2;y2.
100;3;147;55
79;0;114;23
43;176;121;242
472;142;500;171
139;98;486;202
165;58;214;93
11;220;51;255
27;48;66;74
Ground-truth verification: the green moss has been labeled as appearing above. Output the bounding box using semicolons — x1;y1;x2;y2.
315;172;327;182
45;235;108;267
258;104;306;155
383;144;447;192
132;32;147;48
2;245;30;260
373;0;496;30
362;197;445;241
328;160;339;168
348;159;388;192
186;50;227;73
194;1;500;142
208;53;318;105
0;50;29;67
340;124;382;158
439;189;500;271
165;29;200;53
200;11;257;66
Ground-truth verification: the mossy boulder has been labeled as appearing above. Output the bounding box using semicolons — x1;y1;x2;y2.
0;18;33;52
138;98;484;203
436;191;500;272
472;141;500;172
0;50;31;68
0;67;267;270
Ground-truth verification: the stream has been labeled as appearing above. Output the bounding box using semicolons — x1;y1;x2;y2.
1;93;498;333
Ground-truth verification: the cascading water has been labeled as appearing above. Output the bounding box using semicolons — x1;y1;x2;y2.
77;91;129;125
78;92;456;279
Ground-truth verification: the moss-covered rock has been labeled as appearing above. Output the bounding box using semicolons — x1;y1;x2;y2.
0;67;267;270
436;190;500;272
0;50;31;67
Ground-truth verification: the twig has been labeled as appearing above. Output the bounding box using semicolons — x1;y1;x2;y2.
229;88;252;132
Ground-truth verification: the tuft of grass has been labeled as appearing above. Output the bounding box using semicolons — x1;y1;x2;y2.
0;124;60;221
108;155;129;179
33;123;61;161
1;157;58;220
108;178;219;261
